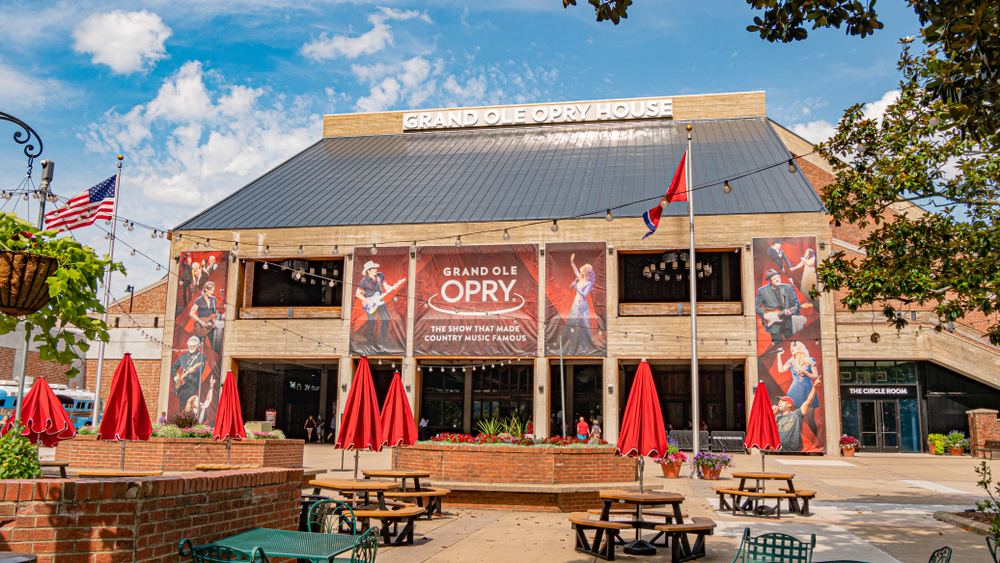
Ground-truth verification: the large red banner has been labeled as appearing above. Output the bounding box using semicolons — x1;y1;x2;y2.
169;250;229;425
414;244;538;357
349;246;409;356
544;242;606;356
752;236;825;453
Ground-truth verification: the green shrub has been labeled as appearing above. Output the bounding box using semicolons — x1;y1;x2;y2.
0;424;41;479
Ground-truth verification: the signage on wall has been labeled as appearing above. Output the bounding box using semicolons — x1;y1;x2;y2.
841;385;915;398
402;98;673;131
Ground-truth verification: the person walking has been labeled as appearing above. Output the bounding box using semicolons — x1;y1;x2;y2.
316;414;325;443
304;415;316;442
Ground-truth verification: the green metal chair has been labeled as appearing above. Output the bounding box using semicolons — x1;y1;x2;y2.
927;546;951;563
333;526;379;563
308;499;358;535
731;528;816;563
988;536;998;563
178;539;269;563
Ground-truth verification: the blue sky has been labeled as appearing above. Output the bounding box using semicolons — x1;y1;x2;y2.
0;0;921;291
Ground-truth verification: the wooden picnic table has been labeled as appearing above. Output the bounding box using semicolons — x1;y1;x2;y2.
362;469;430;492
310;478;399;510
597;490;686;557
40;461;70;478
76;470;163;478
193;528;357;561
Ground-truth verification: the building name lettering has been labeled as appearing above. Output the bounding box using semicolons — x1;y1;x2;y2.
403;99;673;130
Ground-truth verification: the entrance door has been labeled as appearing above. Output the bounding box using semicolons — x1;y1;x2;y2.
859;400;901;453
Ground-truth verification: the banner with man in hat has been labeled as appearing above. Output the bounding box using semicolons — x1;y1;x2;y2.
350;246;409;356
752;236;825;453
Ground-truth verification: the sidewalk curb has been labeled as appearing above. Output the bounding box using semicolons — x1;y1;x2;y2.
933;510;991;536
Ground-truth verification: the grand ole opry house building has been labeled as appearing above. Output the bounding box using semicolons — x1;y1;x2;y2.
143;91;1000;455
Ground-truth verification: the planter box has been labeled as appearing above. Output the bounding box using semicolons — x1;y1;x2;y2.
395;442;634;484
54;434;304;471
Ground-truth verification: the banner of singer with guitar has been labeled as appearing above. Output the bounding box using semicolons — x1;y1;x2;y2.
349;246;409;356
753;236;826;453
169;250;229;425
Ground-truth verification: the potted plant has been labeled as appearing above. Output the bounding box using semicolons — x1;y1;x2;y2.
692;451;733;480
652;441;687;478
927;433;947;455
840;435;859;457
946;431;969;456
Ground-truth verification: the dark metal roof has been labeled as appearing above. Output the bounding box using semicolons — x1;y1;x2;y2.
176;117;823;231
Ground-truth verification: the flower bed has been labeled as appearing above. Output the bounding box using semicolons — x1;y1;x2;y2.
395;440;631;484
54;433;303;471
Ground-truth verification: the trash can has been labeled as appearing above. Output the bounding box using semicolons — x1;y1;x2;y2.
299;494;332;531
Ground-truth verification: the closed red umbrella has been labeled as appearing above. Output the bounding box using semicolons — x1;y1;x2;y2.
745;381;782;472
213;371;246;465
98;354;153;469
336;357;385;480
1;377;76;447
380;371;417;469
616;359;670;556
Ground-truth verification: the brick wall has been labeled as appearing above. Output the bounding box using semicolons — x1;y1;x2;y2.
0;468;301;563
55;435;304;471
0;347;76;387
395;443;635;484
968;409;1000;457
84;358;161;422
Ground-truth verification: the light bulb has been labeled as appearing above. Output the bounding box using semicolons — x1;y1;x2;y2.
503;229;510;240
788;160;797;173
723;181;732;194
551;220;558;232
606;209;613;222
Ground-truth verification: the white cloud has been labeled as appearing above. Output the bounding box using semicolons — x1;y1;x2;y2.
790;90;900;144
80;61;318;207
72;10;171;74
301;7;431;61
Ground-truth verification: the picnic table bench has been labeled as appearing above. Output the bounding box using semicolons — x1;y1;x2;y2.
353;506;427;546
40;461;70;478
382;487;450;519
76;470;163;478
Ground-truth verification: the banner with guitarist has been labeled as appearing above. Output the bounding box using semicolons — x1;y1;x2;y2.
169;250;229;425
753;236;825;452
349;246;409;357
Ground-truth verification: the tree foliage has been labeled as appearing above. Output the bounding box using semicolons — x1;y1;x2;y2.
816;44;1000;344
0;212;124;377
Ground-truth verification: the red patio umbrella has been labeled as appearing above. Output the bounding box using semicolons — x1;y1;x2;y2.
380;371;418;469
336;357;385;480
1;377;76;447
616;359;670;556
213;371;246;465
745;381;782;472
98;354;153;469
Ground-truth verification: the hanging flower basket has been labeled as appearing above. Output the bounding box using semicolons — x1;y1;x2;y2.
0;251;59;316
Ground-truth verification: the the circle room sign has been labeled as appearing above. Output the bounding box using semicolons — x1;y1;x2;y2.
414;244;538;356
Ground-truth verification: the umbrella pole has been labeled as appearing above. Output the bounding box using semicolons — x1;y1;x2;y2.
120;441;126;471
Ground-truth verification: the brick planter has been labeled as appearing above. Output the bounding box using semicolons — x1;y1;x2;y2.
0;468;301;562
54;434;304;471
395;443;635;484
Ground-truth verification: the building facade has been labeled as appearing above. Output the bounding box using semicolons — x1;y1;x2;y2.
156;91;1000;452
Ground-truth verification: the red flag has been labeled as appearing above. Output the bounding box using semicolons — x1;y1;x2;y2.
213;372;247;442
336;357;385;452
97;354;153;442
1;377;77;447
380;371;418;447
616;360;669;458
642;152;688;239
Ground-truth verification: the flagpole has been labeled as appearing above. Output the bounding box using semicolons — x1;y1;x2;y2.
90;155;124;428
686;125;702;479
13;160;55;421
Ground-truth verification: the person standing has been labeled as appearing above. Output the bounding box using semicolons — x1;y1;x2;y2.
304;415;316;442
316;414;325;443
575;416;589;440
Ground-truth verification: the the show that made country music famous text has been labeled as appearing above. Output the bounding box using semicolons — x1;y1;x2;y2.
414;244;539;357
350;246;409;356
544;242;607;356
170;250;229;425
752;236;826;453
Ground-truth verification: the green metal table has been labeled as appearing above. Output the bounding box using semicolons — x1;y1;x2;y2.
205;528;357;562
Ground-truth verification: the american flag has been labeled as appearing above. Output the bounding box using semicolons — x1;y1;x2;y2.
44;176;116;232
